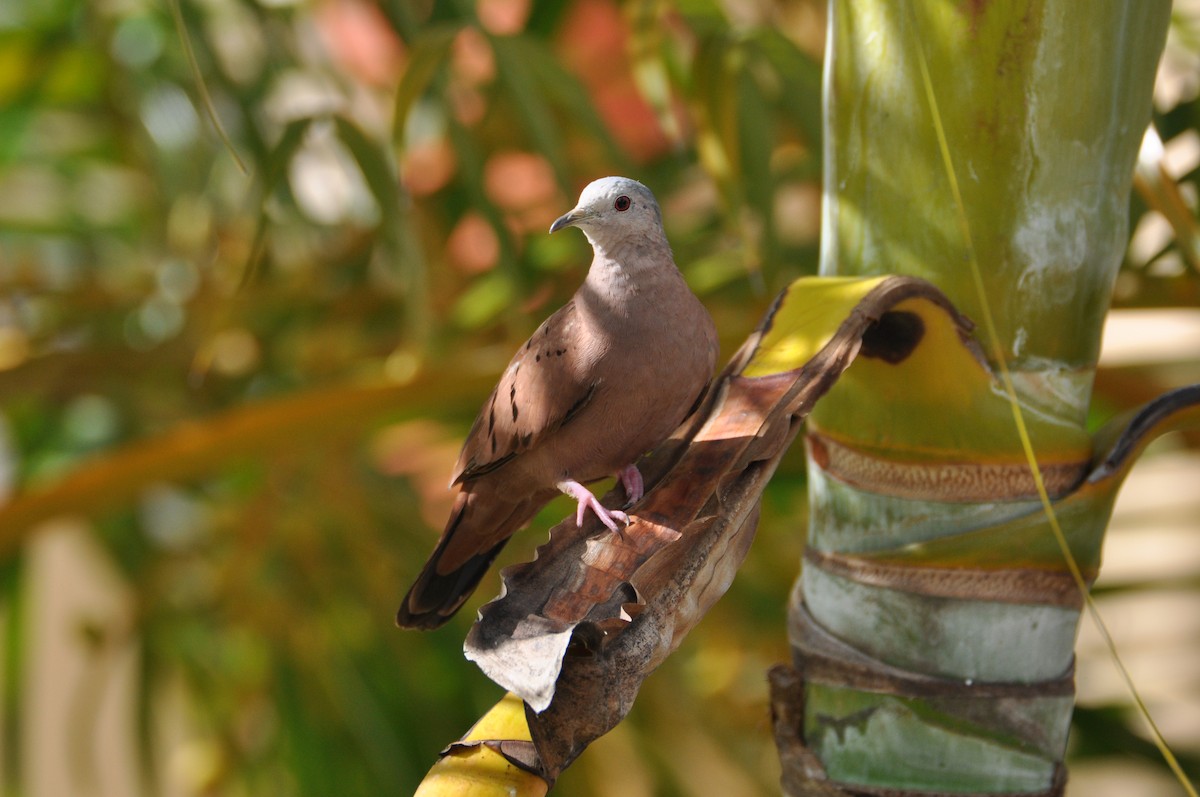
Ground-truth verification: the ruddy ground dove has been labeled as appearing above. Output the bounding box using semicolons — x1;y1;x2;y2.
396;176;718;630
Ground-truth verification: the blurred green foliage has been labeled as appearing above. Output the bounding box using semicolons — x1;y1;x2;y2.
0;0;1197;795
0;0;823;793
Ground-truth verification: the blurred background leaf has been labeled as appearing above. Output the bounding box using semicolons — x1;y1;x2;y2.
0;0;1196;795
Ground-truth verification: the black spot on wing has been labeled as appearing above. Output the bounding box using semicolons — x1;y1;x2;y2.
459;450;517;481
562;383;598;425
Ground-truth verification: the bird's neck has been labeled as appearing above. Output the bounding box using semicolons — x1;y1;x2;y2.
583;227;672;263
583;232;674;278
580;235;682;317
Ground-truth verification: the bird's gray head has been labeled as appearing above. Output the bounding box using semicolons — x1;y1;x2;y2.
549;177;665;249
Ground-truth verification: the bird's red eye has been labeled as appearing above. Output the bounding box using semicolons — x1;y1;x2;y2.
614;195;631;211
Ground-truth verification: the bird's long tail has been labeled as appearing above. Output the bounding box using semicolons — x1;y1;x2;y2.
396;490;535;630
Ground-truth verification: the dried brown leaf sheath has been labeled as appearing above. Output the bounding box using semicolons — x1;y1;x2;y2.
462;275;967;783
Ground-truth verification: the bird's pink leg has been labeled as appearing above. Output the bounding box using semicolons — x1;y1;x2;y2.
557;479;630;532
616;464;644;505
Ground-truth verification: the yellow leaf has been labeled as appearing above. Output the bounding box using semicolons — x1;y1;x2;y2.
415;693;548;797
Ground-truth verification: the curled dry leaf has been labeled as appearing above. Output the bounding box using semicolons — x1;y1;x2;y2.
462;274;971;783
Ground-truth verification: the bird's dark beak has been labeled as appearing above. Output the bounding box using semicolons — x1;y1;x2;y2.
549;208;586;234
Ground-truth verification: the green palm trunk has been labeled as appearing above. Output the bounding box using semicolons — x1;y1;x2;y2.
777;1;1174;794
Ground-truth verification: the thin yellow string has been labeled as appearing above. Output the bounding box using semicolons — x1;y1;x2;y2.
903;3;1197;793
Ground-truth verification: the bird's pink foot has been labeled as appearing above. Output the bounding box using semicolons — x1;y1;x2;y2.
557;479;630;532
617;464;644;505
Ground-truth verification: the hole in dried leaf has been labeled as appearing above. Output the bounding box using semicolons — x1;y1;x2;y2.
861;310;924;364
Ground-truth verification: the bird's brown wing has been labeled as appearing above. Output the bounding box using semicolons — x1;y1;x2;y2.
450;300;600;486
